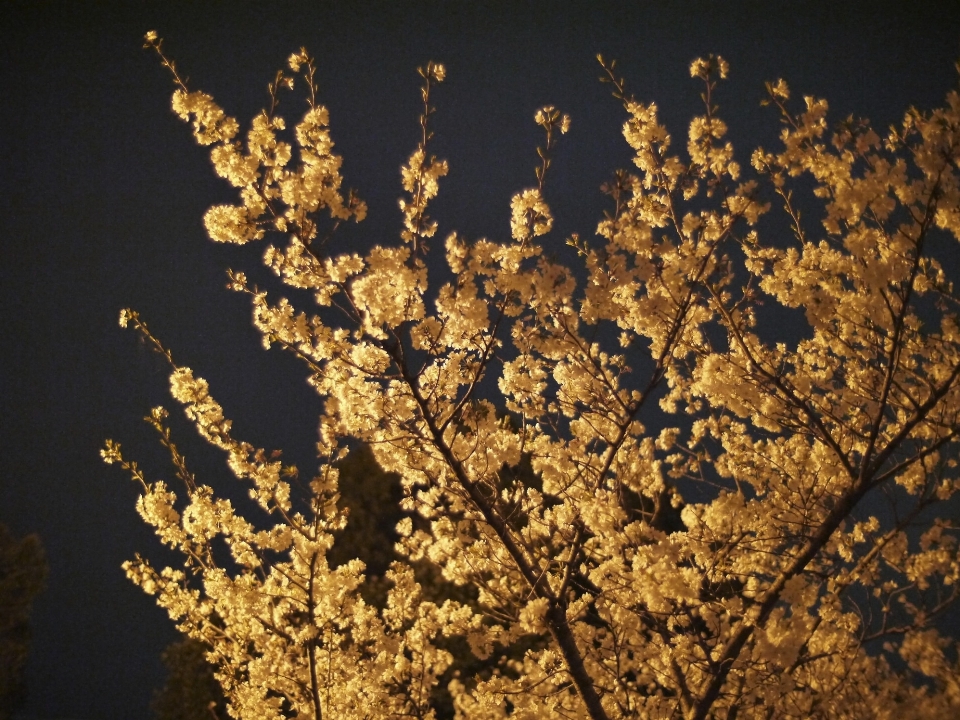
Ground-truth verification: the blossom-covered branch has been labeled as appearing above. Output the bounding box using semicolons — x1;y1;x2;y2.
106;35;960;720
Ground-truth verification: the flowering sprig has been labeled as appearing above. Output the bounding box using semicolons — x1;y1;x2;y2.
144;32;365;253
398;61;448;254
533;104;571;190
509;105;570;245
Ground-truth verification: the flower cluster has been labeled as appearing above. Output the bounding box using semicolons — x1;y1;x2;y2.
109;42;960;720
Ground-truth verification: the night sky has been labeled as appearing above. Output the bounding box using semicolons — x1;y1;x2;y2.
2;2;960;718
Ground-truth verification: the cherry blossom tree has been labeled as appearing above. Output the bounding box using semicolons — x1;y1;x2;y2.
104;33;960;719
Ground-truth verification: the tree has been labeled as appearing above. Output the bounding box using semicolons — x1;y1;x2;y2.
104;33;960;719
0;524;47;720
152;637;227;720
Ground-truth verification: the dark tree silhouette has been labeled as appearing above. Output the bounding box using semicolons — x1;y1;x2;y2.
0;524;47;720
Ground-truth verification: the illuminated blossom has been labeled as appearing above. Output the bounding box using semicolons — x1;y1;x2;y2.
106;43;960;720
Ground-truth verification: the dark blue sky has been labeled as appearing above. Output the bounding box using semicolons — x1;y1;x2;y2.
2;2;960;718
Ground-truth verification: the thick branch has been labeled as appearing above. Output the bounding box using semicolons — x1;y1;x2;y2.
389;343;611;720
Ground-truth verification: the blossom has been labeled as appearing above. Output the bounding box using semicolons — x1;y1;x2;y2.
510;188;553;241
